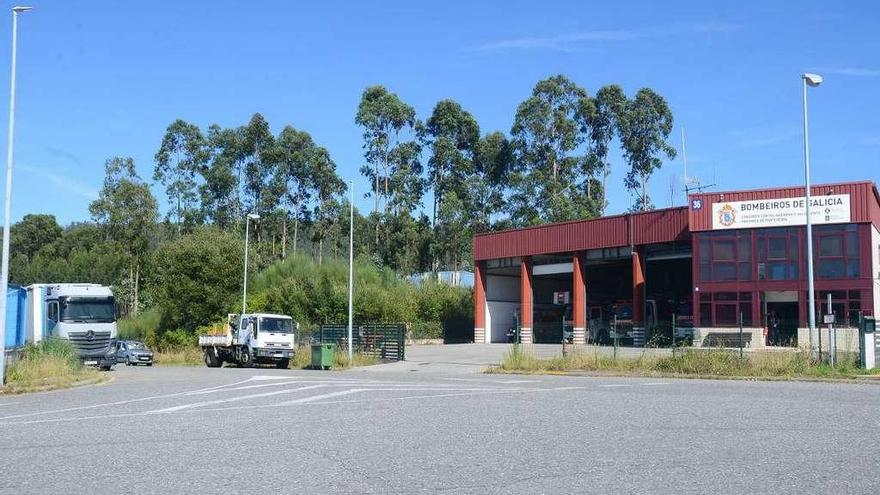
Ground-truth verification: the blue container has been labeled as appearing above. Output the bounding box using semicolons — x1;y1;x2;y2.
5;284;26;349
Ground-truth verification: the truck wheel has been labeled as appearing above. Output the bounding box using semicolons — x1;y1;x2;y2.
276;358;290;370
239;348;253;368
99;365;112;372
203;349;222;368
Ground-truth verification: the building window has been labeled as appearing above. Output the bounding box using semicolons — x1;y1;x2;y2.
697;231;752;282
814;290;868;327
698;291;753;327
814;225;859;279
757;228;799;281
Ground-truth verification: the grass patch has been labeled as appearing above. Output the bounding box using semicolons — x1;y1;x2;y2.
288;345;379;369
3;340;102;393
491;345;878;380
153;347;203;366
153;345;380;369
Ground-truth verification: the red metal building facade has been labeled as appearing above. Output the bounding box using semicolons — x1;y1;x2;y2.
473;181;880;346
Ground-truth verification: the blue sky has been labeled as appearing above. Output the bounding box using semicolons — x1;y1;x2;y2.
1;0;878;224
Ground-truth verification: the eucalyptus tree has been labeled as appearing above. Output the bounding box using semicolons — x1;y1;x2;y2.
272;125;317;257
588;85;627;215
309;147;346;264
472;131;513;231
509;75;597;225
355;85;419;246
424;99;480;225
617;88;676;211
201;124;244;229
89;157;158;316
241;114;276;222
154;119;208;235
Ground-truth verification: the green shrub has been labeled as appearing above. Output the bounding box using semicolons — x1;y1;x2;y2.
151;227;243;331
117;308;161;347
5;339;98;391
158;328;197;350
410;321;442;339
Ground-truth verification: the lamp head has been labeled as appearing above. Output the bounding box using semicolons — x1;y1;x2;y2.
803;73;823;87
12;6;32;13
247;213;260;220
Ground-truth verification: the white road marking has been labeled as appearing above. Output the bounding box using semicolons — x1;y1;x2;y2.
598;384;631;388
0;377;259;421
640;382;671;386
0;386;586;426
149;385;327;413
279;388;365;405
443;377;539;384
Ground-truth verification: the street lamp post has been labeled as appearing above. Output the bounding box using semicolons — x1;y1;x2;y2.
242;213;259;315
802;72;822;356
347;181;353;362
0;6;32;387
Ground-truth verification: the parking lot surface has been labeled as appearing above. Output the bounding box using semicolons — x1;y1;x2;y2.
0;350;878;494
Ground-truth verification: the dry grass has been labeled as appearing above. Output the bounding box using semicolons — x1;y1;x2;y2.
287;345;379;369
491;345;878;380
153;347;204;366
3;340;103;394
154;345;380;369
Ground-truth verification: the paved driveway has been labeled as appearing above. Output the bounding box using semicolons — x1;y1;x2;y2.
0;356;877;494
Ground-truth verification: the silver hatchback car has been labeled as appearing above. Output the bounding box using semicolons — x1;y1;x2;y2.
114;340;154;366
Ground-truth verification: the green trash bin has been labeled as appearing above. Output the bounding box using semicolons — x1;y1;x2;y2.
311;343;336;370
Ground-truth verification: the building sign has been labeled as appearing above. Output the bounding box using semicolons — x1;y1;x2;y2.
553;291;570;305
711;194;850;230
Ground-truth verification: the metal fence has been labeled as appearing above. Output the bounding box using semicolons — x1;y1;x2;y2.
315;324;406;361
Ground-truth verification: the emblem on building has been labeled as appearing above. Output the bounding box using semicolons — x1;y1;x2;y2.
718;204;736;227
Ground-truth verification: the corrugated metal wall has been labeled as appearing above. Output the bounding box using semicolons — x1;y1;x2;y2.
473;207;689;261
5;285;26;349
687;181;880;232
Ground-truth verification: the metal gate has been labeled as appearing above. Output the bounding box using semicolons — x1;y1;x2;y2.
315;324;406;361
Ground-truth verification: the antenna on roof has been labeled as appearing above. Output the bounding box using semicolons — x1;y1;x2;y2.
680;127;715;195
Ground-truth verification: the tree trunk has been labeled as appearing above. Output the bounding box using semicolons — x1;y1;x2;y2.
318;237;323;265
374;162;380;215
281;211;288;259
293;214;299;257
601;163;607;215
642;175;648;211
177;194;182;237
132;255;140;317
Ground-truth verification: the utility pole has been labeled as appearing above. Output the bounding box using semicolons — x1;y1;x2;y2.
801;73;823;357
0;6;32;387
242;213;259;315
347;181;354;362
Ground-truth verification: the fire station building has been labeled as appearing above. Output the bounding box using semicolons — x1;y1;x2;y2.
472;181;880;350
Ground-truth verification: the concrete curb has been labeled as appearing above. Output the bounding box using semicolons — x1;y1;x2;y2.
0;374;112;396
484;368;880;385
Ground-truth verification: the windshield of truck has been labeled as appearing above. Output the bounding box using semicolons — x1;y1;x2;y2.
128;341;146;349
60;298;116;323
260;318;294;334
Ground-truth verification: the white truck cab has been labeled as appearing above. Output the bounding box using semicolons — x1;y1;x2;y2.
31;284;118;370
199;313;297;368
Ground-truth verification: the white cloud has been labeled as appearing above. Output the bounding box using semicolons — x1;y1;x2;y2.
477;21;741;52
728;126;799;149
17;163;98;201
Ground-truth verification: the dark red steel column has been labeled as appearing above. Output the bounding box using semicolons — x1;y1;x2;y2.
474;261;487;343
572;252;586;344
520;257;533;344
632;246;645;326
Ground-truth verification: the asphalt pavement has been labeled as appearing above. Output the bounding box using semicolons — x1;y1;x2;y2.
0;346;878;494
